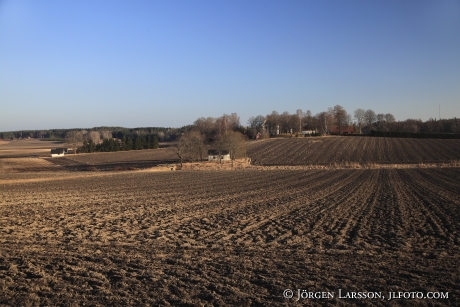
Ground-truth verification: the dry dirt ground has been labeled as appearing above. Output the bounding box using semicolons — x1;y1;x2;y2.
1;168;459;306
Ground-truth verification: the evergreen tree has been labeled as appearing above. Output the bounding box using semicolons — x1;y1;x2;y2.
134;137;142;150
125;136;133;150
152;135;159;149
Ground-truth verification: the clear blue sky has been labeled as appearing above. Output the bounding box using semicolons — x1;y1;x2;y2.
1;0;459;131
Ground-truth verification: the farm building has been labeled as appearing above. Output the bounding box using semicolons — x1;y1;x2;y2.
208;150;230;161
50;148;67;157
330;126;355;134
301;124;317;135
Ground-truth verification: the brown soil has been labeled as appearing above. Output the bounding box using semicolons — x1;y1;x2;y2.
248;137;460;165
1;169;459;306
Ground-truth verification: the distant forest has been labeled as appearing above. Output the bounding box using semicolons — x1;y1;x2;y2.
0;127;189;143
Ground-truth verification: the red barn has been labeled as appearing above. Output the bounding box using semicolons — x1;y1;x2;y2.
330;126;355;134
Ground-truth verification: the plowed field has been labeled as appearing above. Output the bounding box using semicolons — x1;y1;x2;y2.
46;149;178;171
0;140;63;158
1;168;459;306
248;137;460;165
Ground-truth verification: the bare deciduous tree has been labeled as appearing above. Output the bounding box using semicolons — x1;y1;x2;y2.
279;111;293;134
247;115;265;130
225;131;246;167
385;113;395;123
65;131;83;154
228;113;240;130
364;109;377;126
316;111;332;135
214;131;246;166
265;111;280;135
186;131;206;162
157;131;165;141
296;109;305;133
247;115;266;139
172;131;206;166
88;131;101;144
171;138;188;167
333;105;348;133
101;130;112;140
354;108;366;134
304;110;312;128
193;117;216;136
376;113;386;130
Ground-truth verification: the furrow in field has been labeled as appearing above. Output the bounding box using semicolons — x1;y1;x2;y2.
247;137;460;165
359;170;408;248
205;170;367;249
0;170;342;247
160;170;358;247
392;169;459;249
402;169;460;239
408;168;460;199
393;138;411;162
298;170;377;249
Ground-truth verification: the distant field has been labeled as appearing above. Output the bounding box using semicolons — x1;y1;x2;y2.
64;148;177;166
248;136;460;165
0;140;179;172
42;149;178;171
0;139;64;158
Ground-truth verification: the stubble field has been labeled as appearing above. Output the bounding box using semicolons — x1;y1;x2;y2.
1;167;459;306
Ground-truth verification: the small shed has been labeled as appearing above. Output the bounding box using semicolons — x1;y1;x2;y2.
208;150;230;161
51;148;66;157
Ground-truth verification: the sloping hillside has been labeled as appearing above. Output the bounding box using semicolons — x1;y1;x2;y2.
247;136;460;165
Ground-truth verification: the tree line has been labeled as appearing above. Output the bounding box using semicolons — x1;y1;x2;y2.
64;130;160;153
247;107;459;138
2;108;459;154
0;127;184;142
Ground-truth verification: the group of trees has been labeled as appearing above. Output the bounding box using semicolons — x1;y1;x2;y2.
247;107;351;137
353;109;395;134
77;135;160;153
173;113;247;166
193;113;243;139
58;113;247;165
245;107;459;137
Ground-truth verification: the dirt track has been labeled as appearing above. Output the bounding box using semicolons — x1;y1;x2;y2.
1;169;459;306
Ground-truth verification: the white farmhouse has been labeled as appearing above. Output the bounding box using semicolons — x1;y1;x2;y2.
50;148;66;157
208;150;230;161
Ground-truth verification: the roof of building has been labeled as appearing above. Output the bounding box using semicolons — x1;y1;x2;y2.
51;148;65;154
